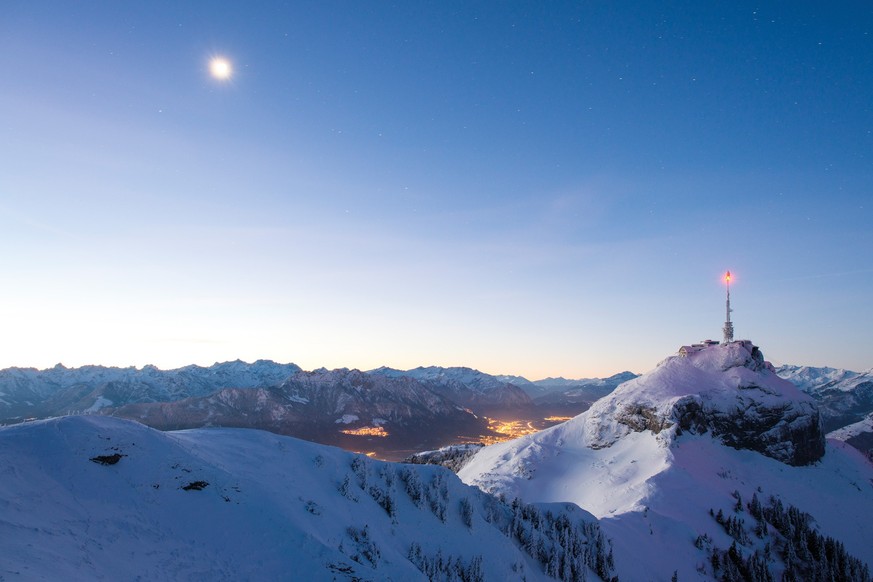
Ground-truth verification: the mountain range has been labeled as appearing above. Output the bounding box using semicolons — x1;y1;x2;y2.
0;359;302;418
1;343;872;580
495;371;638;398
109;367;488;459
3;358;873;462
522;372;641;409
0;363;539;460
367;365;533;412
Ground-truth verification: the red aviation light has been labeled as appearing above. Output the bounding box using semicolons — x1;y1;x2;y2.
724;271;732;283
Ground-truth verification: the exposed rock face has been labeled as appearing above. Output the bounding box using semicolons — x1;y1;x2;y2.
587;341;825;466
614;404;675;434
671;395;824;466
404;443;485;472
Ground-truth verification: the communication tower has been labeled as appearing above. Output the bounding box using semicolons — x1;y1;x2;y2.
722;271;734;344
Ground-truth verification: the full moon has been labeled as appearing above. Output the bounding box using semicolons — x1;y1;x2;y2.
209;57;232;80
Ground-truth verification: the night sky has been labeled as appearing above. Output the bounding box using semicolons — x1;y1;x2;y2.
2;2;871;378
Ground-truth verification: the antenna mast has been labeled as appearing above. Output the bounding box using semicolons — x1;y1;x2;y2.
722;271;734;344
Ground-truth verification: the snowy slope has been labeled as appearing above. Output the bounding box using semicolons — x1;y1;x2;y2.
0;415;616;581
829;413;873;441
828;412;873;462
460;342;873;581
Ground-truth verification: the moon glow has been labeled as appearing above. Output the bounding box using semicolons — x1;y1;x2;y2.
209;57;232;80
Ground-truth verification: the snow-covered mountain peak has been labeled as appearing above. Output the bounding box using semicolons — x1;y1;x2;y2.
460;342;826;505
685;339;769;372
583;341;824;465
459;343;872;580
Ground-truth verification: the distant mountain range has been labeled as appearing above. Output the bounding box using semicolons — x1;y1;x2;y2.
495;371;639;399
368;366;533;411
110;368;488;458
3;359;872;461
775;364;873;432
0;359;302;419
524;372;641;408
0;362;536;459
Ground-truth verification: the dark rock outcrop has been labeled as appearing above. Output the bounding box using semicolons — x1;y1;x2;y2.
672;396;824;466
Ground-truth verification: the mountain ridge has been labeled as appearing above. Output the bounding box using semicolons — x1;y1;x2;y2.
0;359;302;419
366;365;533;412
